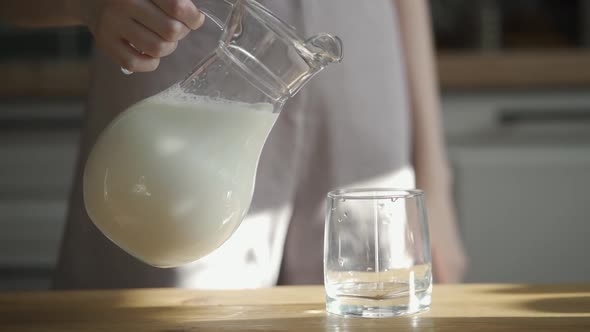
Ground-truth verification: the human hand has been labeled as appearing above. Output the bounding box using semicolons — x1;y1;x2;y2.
79;0;205;72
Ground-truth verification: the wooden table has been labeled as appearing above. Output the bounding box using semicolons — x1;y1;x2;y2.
1;284;589;331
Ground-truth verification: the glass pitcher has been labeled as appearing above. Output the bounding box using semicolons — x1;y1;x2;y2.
83;0;343;268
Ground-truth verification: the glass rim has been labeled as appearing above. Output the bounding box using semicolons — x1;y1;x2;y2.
327;188;423;200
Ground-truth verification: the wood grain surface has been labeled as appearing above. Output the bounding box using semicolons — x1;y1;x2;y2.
438;50;590;89
1;284;590;331
1;60;89;98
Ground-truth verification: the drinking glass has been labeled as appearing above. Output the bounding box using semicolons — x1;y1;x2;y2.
324;189;432;318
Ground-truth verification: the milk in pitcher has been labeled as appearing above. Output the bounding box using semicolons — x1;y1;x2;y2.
83;86;277;267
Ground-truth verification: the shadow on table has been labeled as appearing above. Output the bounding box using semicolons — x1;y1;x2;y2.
3;289;590;331
482;285;590;315
189;316;590;331
3;302;590;331
523;296;590;314
484;284;590;294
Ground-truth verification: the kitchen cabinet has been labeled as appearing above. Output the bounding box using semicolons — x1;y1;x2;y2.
0;100;83;289
443;89;590;283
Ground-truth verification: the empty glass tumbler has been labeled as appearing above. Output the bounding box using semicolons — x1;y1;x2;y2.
324;189;432;318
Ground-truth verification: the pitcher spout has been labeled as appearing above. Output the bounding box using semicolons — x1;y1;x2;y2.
285;33;343;96
304;33;344;67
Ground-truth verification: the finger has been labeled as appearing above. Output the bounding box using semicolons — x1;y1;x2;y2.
109;39;161;72
130;0;193;42
151;0;204;30
122;18;178;58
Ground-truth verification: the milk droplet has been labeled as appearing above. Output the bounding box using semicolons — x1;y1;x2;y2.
337;218;343;223
338;258;345;266
391;198;397;203
331;207;336;211
343;212;348;218
340;198;346;202
378;203;385;209
366;267;374;272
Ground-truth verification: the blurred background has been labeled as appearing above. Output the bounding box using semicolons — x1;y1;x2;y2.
1;0;590;290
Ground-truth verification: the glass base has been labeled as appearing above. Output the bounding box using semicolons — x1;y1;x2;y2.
326;292;431;318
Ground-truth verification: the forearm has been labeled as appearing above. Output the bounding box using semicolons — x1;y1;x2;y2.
0;0;83;28
395;0;467;282
395;0;451;193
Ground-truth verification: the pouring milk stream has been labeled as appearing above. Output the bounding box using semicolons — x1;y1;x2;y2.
83;0;342;267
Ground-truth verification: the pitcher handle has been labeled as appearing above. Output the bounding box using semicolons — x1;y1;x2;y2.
121;0;237;75
198;0;236;30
